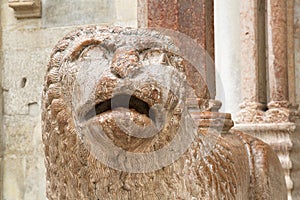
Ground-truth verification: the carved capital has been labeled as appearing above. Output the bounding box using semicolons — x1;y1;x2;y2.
8;0;41;19
265;101;296;123
237;100;299;123
236;101;265;124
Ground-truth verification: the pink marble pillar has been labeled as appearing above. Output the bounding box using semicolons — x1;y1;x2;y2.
137;0;217;102
287;0;296;105
265;0;294;123
267;0;288;103
236;0;266;123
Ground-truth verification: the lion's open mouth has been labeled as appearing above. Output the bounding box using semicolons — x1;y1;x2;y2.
84;94;156;122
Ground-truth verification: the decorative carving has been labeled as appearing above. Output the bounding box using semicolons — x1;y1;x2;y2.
8;0;41;19
236;101;265;123
235;123;295;199
42;26;287;199
237;101;298;124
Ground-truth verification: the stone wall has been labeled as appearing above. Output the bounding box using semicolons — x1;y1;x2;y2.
0;0;137;199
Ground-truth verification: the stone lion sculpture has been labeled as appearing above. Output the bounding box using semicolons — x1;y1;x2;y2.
42;26;287;199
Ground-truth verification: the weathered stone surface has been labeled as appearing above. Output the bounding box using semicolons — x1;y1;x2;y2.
2;28;73;49
237;0;267;123
295;0;300;105
23;154;46;200
42;26;287;199
3;115;43;155
2;0;40;31
42;0;114;27
235;124;294;187
2;114;45;200
3;154;46;200
267;0;288;102
2;48;50;115
0;0;138;199
287;0;296;105
3;157;25;200
114;0;137;27
138;0;215;98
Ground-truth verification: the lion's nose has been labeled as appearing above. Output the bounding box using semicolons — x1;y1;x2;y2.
110;47;142;78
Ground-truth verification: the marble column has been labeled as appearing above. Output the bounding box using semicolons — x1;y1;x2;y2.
267;0;288;102
265;0;295;123
236;0;267;123
137;0;217;103
214;0;241;120
287;0;296;106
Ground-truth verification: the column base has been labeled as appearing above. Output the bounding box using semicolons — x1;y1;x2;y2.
236;101;265;123
265;101;299;123
237;101;300;124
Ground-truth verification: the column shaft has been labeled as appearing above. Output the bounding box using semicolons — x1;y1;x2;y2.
137;0;216;99
240;0;266;105
237;0;266;123
267;0;288;102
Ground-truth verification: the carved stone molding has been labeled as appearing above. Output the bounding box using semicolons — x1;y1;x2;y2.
234;123;296;200
8;0;41;19
236;100;299;124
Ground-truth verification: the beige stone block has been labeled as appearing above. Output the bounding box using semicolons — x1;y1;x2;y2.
2;47;50;115
23;155;46;200
115;0;137;23
1;27;73;50
3;155;46;200
42;0;115;27
3;156;25;200
3;115;42;155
